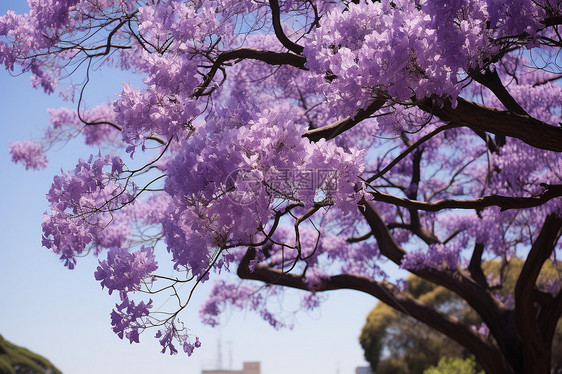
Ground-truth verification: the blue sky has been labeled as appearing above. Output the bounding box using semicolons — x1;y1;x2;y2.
0;2;383;374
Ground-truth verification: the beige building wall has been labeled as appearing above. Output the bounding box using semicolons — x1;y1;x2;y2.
202;362;260;374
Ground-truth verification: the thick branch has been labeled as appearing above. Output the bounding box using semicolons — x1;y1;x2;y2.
471;128;500;154
471;68;528;116
86;14;136;58
359;198;523;368
237;247;510;373
537;289;562;346
193;48;307;97
541;16;562;27
358;198;406;265
514;214;562;374
404;148;440;245
346;231;372;243
419;97;562;152
468;243;487;288
303;98;386;142
368;184;562;212
268;0;304;54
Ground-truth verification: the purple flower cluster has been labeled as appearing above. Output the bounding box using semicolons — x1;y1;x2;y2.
400;244;459;271
94;246;158;295
303;0;545;118
42;154;133;268
155;327;201;356
9;141;48;170
110;294;153;344
200;280;287;330
46;104;121;146
162;105;365;278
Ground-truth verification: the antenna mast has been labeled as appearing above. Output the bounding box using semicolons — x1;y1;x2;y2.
217;336;223;369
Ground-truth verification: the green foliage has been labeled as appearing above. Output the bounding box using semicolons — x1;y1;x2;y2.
423;356;483;374
0;334;61;374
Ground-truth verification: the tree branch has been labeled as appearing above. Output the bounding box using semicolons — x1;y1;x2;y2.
358;198;523;368
268;0;304;54
419;97;562;152
85;13;137;58
193;48;307;97
514;214;562;374
237;247;511;373
358;198;406;265
303;98;387;142
468;243;487;288
365;123;459;183
537;289;562;348
541;15;562;27
470;68;528;116
368;184;562;212
405;148;440;245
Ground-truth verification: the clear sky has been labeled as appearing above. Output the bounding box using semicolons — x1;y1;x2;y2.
0;2;385;373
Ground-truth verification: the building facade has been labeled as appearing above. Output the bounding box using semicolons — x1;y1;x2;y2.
355;366;374;374
202;362;260;374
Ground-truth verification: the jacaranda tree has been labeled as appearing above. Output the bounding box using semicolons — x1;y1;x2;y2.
2;1;561;373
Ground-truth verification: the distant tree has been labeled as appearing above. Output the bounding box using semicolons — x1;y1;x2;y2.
360;276;472;374
423;357;483;374
360;260;561;374
2;1;562;373
0;334;61;374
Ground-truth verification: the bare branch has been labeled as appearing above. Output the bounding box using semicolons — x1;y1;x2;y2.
358;198;525;366
358;197;406;265
85;12;138;58
365;123;459;183
468;243;487;288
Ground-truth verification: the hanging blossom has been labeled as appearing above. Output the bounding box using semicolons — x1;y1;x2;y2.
9;140;48;170
95;243;201;354
94;246;158;295
200;280;288;330
110;293;153;344
400;243;460;271
42;154;133;268
46;104;122;147
155;324;202;356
